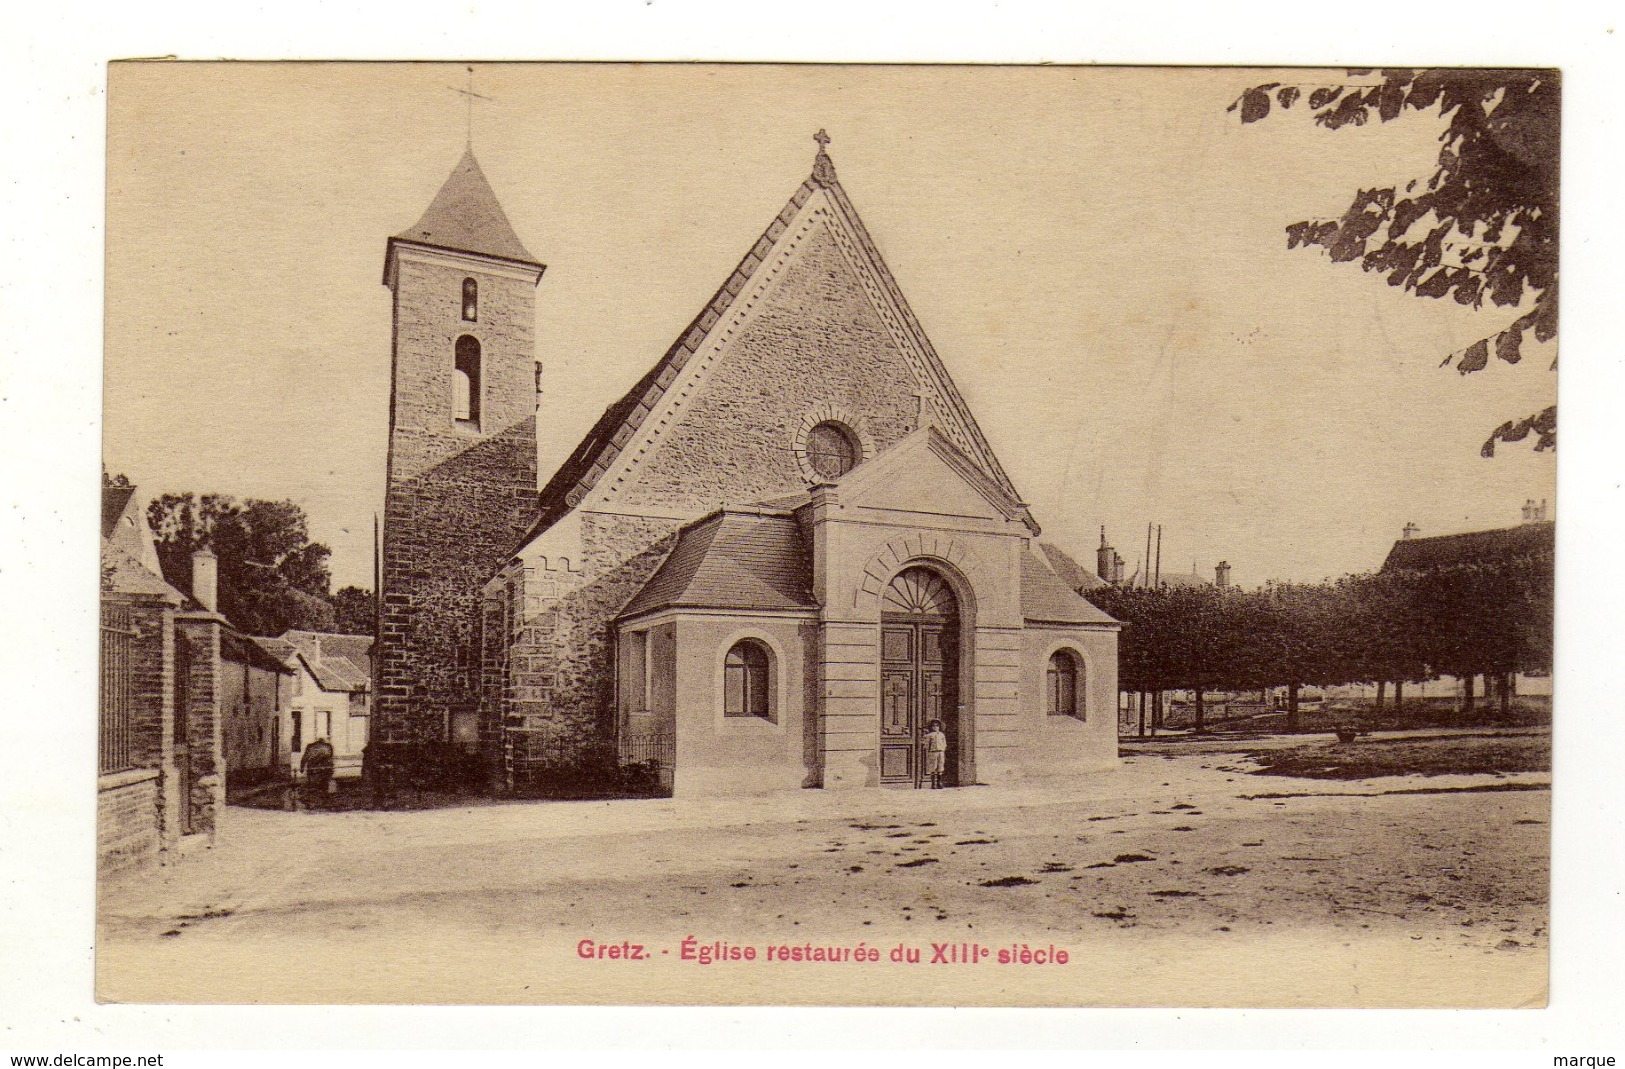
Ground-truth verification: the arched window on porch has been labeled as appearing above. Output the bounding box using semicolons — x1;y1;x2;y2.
724;640;771;719
1047;649;1083;719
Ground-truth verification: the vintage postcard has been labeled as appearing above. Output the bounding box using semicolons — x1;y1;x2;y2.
96;62;1556;1007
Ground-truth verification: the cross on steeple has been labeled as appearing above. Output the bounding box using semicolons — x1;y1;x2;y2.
446;65;493;148
813;128;831;148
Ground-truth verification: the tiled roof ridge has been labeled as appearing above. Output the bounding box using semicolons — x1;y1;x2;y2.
1393;519;1554;547
1038;541;1107;593
1020;547;1119;626
1380;518;1554;573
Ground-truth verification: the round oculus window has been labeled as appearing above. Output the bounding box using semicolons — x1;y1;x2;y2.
805;421;859;479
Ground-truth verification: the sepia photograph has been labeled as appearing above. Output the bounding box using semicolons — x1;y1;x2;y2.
92;61;1557;1008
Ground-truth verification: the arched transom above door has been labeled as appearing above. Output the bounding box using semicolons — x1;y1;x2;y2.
883;566;957;618
856;536;988;612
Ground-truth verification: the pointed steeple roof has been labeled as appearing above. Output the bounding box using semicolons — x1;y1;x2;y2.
392;148;540;267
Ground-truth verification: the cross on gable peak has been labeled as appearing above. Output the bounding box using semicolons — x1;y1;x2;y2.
811;128;838;186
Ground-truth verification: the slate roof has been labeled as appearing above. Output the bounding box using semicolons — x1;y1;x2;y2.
222;630;293;674
312;632;374;672
390;148;541;268
1124;567;1211;590
271;630;375;692
620;510;816;620
102;485;136;540
1038;542;1107;593
101;539;187;603
523;143;1023;546
254;636;298;667
1380;520;1554;573
1020;549;1118;626
311;656;369;692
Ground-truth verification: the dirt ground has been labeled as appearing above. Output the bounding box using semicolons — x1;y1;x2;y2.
97;732;1549;1008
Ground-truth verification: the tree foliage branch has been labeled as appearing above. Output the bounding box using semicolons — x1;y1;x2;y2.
1230;68;1559;453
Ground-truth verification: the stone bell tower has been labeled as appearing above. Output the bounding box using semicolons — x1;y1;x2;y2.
375;148;545;770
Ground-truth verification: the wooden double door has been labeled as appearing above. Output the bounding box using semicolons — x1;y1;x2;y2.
879;618;958;787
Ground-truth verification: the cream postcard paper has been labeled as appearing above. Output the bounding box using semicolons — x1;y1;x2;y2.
96;62;1555;1007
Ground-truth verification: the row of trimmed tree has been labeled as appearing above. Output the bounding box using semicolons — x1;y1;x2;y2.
1083;548;1553;732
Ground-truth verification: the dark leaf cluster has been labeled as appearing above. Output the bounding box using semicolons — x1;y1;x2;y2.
1231;68;1559;452
147;492;339;636
330;585;378;637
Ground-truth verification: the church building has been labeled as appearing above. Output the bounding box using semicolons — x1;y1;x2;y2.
375;133;1120;796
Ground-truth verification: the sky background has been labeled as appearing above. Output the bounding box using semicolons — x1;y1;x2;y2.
104;62;1557;592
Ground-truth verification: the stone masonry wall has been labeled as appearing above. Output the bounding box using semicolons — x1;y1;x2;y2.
500;514;682;783
377;252;539;769
620;223;920;511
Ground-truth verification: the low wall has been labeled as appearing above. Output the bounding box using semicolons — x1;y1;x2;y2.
98;768;162;876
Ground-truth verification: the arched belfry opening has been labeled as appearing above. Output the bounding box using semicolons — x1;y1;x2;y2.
879;566;962;788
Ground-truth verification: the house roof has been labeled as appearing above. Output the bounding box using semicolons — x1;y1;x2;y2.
311;655;369;692
522;141;1024;547
1038;542;1107;593
1380;520;1554;573
390;148;541;268
620;510;816;620
270;630;375;692
101;539;187;604
1020;549;1119;626
309;632;374;671
101;485;136;540
1124;567;1211;590
253;636;297;667
222;629;293;674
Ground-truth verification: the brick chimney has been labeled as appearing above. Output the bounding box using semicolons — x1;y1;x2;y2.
1401;522;1420;541
1215;561;1231;588
191;545;218;612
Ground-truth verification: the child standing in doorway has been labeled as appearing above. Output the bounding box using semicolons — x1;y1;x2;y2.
924;719;948;789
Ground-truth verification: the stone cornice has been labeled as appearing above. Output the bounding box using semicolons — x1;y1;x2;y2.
384;238;546;289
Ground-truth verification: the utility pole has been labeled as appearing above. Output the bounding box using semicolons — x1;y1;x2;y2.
1153;524;1163;732
1144;524;1153;589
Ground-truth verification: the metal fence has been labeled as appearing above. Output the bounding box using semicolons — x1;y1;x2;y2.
618;731;675;772
99;604;138;774
498;723;675;794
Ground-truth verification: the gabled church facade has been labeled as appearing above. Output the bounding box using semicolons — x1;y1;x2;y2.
375;135;1119;796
